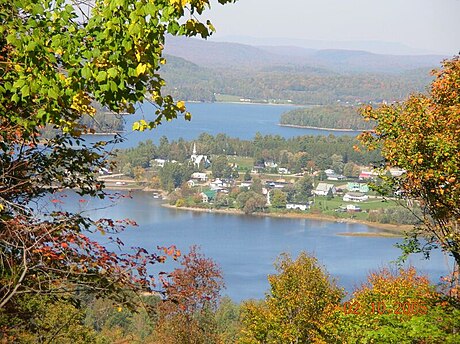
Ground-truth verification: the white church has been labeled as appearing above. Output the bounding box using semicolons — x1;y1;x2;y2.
190;143;211;168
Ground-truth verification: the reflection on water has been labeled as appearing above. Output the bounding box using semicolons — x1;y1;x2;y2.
49;191;452;301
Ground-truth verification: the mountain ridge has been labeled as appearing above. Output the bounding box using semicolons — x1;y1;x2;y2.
164;35;446;74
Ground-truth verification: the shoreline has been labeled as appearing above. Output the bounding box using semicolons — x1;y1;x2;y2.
161;204;410;236
278;123;366;132
189;100;305;107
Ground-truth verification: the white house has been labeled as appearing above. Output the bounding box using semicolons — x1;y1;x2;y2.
239;181;253;188
343;192;369;202
191;172;208;182
264;161;278;168
286;203;309;211
313;183;337;196
327;174;346;181
210;179;226;191
153;158;167;167
346;204;362;212
278;167;290;174
324;169;335;176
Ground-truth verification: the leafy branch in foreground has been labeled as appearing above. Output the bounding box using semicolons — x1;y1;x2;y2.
0;0;235;337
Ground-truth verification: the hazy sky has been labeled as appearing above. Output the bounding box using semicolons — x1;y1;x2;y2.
205;0;460;55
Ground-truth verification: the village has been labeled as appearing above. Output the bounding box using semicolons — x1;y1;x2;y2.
103;142;414;226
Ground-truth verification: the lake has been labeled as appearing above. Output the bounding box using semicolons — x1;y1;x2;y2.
50;191;451;302
71;102;453;301
85;102;363;148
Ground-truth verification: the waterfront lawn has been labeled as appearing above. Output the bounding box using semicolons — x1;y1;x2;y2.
311;196;401;220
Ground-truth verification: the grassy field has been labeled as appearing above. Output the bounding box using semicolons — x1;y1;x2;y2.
214;94;243;102
311;195;401;221
227;156;255;171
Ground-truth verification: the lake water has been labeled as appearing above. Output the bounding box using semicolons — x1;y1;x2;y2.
50;191;452;302
71;102;453;301
86;102;363;148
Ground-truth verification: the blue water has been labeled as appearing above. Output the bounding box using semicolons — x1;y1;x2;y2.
63;102;451;301
46;191;452;302
85;102;362;149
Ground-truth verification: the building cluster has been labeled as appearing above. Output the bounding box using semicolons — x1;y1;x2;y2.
152;144;406;214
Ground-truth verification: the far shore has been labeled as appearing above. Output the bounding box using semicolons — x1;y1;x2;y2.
278;123;366;132
161;203;410;236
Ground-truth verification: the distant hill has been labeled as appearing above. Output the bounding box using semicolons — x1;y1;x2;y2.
160;36;438;105
211;35;443;55
307;49;444;73
164;36;446;74
164;36;284;69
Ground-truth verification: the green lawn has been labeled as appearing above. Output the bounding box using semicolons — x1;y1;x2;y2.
214;94;243;102
312;195;398;211
227;156;255;171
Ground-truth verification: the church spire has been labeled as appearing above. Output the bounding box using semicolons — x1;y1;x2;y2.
192;143;197;155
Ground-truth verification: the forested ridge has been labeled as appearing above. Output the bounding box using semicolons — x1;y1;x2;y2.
280;105;376;130
161;55;433;105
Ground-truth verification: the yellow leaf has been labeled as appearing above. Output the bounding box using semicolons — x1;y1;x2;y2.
135;63;147;76
177;100;186;112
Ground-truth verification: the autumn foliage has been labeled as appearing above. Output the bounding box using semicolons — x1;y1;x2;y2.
239;252;343;343
333;267;460;343
153;246;224;344
0;0;234;339
359;56;460;266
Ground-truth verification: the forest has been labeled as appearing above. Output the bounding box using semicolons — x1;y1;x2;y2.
161;55;434;105
114;133;383;174
280;105;376;130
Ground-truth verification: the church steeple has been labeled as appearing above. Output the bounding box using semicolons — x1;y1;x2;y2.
192;143;197;155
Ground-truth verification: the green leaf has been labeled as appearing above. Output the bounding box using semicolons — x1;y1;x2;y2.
109;80;117;92
48;88;59;100
107;67;118;78
13;79;26;90
96;71;107;82
20;84;30;97
82;66;91;79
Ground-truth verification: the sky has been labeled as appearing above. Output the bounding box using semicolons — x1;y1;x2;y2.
204;0;460;55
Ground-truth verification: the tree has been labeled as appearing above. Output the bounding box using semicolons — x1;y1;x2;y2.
270;189;287;209
153;246;224;344
358;56;460;268
0;0;235;335
333;267;460;343
236;191;266;214
243;170;252;181
295;175;314;202
239;252;344;343
212;155;232;179
331;154;344;174
343;161;360;178
158;162;193;191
